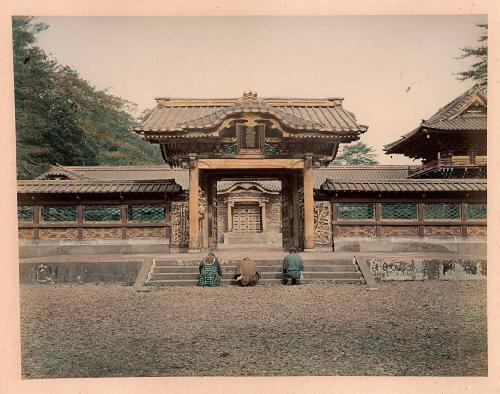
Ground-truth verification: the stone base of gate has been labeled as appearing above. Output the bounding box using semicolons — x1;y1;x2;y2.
219;231;282;246
333;236;486;256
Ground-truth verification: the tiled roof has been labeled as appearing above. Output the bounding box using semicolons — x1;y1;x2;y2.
38;165;190;190
320;178;487;193
135;96;367;134
35;165;414;192
23;165;485;195
17;180;182;194
424;118;486;131
313;166;411;188
385;85;487;153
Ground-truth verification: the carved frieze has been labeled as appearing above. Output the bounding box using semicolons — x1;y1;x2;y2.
467;226;487;237
336;226;376;237
380;226;419;237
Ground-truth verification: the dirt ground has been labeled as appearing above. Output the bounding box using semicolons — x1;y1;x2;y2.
20;281;487;378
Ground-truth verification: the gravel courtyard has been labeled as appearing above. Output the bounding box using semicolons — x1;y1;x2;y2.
20;281;487;378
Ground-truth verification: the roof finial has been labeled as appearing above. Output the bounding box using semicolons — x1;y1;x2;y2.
242;90;258;100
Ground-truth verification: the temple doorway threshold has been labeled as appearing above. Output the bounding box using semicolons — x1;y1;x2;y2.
219;231;282;246
216;242;284;251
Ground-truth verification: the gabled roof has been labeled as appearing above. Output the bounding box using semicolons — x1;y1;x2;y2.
135;93;367;135
385;85;487;155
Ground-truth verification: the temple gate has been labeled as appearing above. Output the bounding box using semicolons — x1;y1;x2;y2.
134;91;367;252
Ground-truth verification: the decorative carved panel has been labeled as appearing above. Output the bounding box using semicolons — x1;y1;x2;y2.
170;201;189;247
336;225;376;237
198;189;207;220
467;226;487;237
266;195;282;228
314;201;332;245
83;228;122;239
39;228;78;239
216;202;228;233
127;227;165;238
18;229;34;239
297;187;304;247
424;226;462;237
380;226;419;237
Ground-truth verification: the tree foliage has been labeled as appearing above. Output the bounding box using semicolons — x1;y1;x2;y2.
457;23;487;89
13;17;163;179
330;142;379;165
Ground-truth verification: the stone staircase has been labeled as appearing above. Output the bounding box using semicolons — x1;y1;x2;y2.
145;257;365;286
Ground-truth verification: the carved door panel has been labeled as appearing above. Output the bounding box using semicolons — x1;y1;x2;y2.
233;206;246;233
247;205;261;233
232;204;261;233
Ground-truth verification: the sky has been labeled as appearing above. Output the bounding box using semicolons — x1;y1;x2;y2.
34;16;487;165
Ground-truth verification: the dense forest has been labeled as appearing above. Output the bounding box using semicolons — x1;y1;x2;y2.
13;17;163;180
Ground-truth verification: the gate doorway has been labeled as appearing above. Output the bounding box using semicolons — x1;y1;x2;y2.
193;164;310;252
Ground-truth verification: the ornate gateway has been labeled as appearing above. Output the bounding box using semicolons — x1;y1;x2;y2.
134;91;367;251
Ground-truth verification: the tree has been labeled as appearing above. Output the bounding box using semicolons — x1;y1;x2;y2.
330;142;379;165
13;17;163;179
457;23;487;89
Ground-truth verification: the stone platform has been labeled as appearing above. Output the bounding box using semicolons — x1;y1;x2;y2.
19;247;487;286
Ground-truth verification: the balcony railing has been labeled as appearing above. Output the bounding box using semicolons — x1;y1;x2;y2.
409;155;487;178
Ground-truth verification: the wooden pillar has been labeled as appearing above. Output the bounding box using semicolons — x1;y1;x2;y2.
201;172;209;249
260;201;267;232
209;178;217;247
77;204;84;239
281;175;290;250
33;205;40;240
461;202;467;238
188;156;200;252
291;173;300;248
204;175;217;248
375;202;381;237
120;203;128;239
303;156;315;250
227;201;233;232
418;202;424;237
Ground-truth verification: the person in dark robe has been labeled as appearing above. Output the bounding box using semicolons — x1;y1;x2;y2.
233;257;260;286
281;247;304;285
198;252;222;286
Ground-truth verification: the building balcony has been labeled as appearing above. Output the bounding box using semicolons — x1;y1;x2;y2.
408;155;487;178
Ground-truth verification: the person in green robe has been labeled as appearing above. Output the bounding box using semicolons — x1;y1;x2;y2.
198;252;222;286
281;247;304;285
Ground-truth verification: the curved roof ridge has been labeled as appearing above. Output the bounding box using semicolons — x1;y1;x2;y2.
178;100;323;130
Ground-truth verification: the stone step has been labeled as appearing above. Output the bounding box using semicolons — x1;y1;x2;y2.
225;233;268;244
152;264;359;273
149;271;362;281
154;259;356;267
146;278;365;286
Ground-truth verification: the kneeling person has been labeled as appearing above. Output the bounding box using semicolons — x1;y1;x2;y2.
233;257;260;286
198;252;222;287
281;247;304;285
